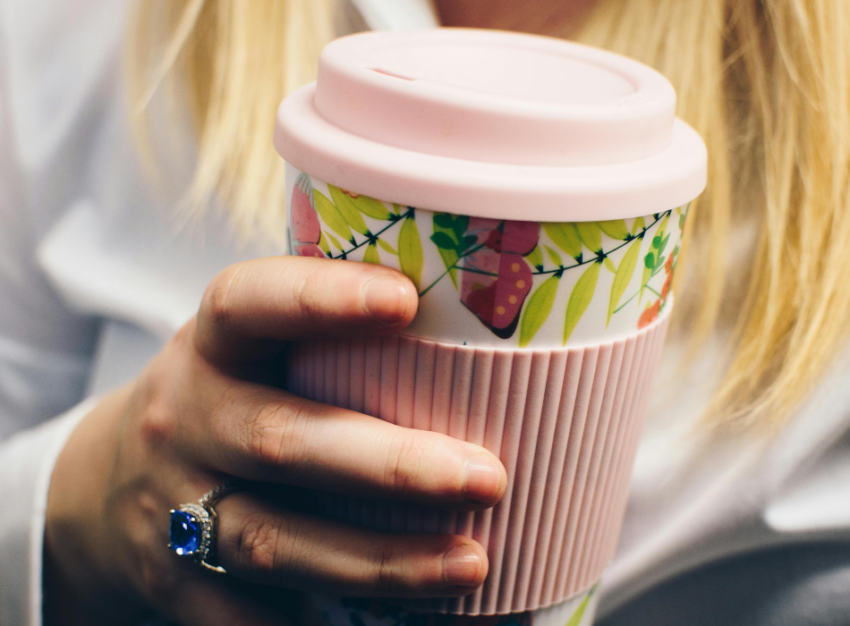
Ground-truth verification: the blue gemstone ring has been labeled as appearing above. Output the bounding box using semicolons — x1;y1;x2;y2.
168;483;239;573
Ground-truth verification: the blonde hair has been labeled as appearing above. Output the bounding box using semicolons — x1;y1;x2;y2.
128;0;850;432
127;0;335;239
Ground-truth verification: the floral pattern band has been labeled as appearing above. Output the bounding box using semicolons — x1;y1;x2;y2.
288;166;687;349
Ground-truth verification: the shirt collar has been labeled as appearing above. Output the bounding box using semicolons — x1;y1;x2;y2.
349;0;440;31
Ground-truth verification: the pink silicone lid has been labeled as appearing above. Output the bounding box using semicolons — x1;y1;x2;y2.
275;28;707;221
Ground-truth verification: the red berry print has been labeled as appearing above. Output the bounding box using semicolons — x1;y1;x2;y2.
460;219;540;338
501;221;540;255
484;228;503;251
483;221;540;254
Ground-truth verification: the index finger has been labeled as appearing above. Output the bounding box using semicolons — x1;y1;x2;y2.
195;256;418;365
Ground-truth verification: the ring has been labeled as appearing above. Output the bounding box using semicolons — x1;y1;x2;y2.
168;482;240;573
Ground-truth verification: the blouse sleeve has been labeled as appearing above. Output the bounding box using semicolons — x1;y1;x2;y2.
0;1;127;623
0;400;94;626
0;0;122;436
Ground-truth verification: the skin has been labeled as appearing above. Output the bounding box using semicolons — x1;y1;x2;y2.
43;1;603;624
434;0;601;37
45;258;506;624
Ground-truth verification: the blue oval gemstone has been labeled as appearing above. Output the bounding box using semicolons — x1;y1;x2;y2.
169;510;200;556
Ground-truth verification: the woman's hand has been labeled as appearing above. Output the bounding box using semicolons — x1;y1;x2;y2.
43;257;507;626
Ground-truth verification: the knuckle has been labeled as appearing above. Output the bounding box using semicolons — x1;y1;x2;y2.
135;374;178;444
170;319;195;347
235;512;291;581
373;543;399;594
383;431;430;498
201;265;245;331
108;486;182;607
289;266;326;320
139;399;177;444
244;398;308;472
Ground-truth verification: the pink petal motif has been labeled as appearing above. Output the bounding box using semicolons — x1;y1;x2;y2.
460;219;539;339
291;174;322;247
460;248;499;305
295;243;326;258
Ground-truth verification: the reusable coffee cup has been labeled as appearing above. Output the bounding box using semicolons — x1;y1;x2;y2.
275;29;706;618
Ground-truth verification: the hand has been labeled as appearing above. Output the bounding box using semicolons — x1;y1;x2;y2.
44;257;507;626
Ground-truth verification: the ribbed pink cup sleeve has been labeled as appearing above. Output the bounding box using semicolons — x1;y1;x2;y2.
287;314;669;615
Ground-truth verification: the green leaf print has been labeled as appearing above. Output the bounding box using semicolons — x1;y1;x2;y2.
607;239;641;325
430;231;457;250
318;232;331;255
519;275;559;347
658;211;670;238
640;212;669;303
398;216;424;290
544;245;563;267
575;222;603;254
433;212;454;228
377;239;398;255
598;219;630;241
603;257;616;272
432;214;462;289
564;262;600;344
679;202;690;230
328;185;370;235
346;191;392;221
631;216;645;236
526;244;544;271
314;191;354;243
460;235;478;252
325;231;343;251
363;243;381;265
543;223;582;260
564;592;593;626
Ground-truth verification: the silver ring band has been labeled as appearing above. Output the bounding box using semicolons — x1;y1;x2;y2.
169;482;240;573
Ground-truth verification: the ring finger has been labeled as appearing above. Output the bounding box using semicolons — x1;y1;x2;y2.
214;491;489;598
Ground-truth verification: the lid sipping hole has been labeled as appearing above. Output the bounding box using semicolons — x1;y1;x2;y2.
368;67;416;81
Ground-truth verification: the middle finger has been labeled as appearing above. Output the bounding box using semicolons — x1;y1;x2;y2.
183;362;506;509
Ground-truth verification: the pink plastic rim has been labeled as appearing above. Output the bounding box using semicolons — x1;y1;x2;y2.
275;29;707;222
315;29;676;167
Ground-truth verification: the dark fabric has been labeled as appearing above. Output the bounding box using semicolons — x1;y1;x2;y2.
597;543;850;626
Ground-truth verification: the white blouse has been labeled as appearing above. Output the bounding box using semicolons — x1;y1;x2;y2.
2;1;850;625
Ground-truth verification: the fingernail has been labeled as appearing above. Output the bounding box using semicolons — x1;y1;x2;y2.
363;278;411;326
463;455;503;505
443;545;484;587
